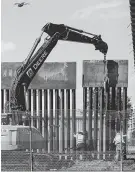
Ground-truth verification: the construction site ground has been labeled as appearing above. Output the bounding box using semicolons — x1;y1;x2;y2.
58;159;135;171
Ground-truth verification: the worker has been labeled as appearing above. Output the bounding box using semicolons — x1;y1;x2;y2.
73;131;88;160
113;131;126;161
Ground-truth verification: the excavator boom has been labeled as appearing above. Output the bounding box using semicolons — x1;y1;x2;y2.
42;23;108;55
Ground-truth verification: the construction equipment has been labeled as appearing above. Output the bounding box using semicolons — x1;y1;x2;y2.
3;22;108;125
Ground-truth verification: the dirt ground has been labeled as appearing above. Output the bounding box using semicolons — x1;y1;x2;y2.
59;159;135;171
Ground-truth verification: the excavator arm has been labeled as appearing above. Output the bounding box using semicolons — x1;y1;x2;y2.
10;32;60;111
42;23;108;55
9;23;108;112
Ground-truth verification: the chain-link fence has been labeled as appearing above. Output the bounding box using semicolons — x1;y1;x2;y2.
1;109;135;171
1;150;135;171
1;151;75;171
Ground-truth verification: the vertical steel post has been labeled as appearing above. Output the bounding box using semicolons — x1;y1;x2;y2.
117;87;122;131
93;87;98;153
36;89;39;132
72;89;76;150
5;89;10;112
105;87;110;154
44;90;48;152
33;90;37;128
1;90;4;113
29;115;33;172
49;89;53;152
55;89;59;152
39;90;42;134
82;87;87;160
61;89;65;152
88;87;93;150
31;89;34;127
99;88;104;159
8;89;11;112
123;87;127;159
4;89;8;112
120;116;123;172
42;89;45;150
83;87;87;147
111;87;116;151
4;89;7;114
28;89;31;112
66;89;70;151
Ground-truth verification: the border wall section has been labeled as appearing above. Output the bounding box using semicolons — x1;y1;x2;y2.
1;60;128;155
1;62;76;153
82;60;128;157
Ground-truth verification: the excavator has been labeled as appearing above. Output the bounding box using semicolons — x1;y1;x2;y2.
9;23;108;113
1;23;108;150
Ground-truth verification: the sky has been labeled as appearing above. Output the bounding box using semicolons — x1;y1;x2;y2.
1;0;135;108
